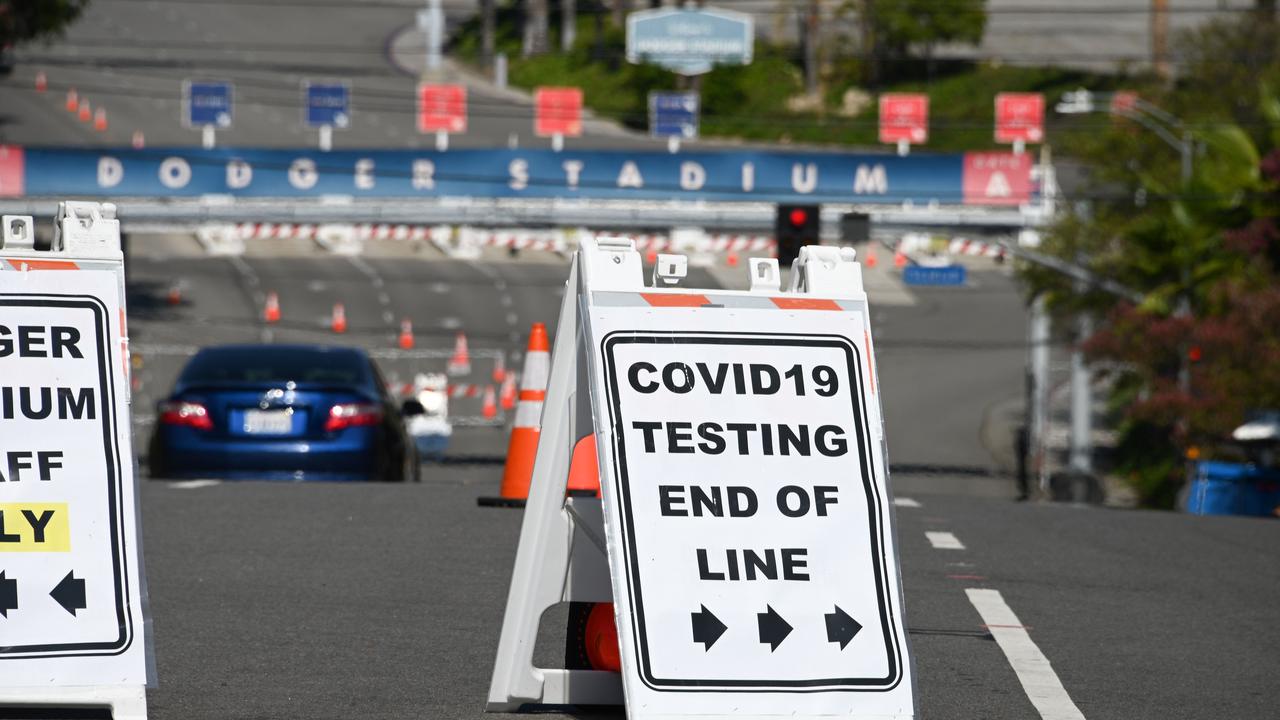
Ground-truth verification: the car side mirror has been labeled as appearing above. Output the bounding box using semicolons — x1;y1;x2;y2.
401;399;426;417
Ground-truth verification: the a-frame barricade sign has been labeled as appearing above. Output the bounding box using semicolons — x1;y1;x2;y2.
0;204;151;719
487;238;916;719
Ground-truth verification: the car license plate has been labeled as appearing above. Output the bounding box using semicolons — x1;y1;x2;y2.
243;409;292;435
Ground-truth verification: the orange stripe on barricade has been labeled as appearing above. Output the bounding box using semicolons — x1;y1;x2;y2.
518;389;546;402
770;297;841;311
641;293;710;307
10;259;80;271
864;328;877;396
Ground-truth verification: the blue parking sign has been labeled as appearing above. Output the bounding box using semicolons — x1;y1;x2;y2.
184;80;233;128
304;82;350;128
650;91;699;139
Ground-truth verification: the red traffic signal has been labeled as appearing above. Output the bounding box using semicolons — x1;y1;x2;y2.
789;208;808;227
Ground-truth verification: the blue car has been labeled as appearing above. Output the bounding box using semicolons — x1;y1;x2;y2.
148;344;421;482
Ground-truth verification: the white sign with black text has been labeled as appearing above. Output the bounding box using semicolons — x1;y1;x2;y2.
0;269;146;686
586;300;913;718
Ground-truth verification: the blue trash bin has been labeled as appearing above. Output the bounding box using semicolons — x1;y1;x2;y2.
1185;460;1280;517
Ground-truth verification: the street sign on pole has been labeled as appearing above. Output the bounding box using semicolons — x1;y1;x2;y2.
183;79;233;129
534;86;583;141
649;91;699;139
303;81;350;129
994;92;1044;144
626;7;753;76
417;83;467;134
878;93;927;152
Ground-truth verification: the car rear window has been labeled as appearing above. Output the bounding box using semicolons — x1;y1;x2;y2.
179;346;371;386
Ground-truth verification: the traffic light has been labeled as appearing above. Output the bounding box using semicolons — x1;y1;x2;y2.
775;203;820;267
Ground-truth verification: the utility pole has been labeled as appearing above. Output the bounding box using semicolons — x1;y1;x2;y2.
1150;0;1171;80
524;0;549;56
1029;295;1051;493
804;0;820;96
481;0;495;66
562;0;577;51
860;0;878;87
612;0;632;27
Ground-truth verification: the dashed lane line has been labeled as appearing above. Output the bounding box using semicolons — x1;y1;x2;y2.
966;589;1087;720
926;531;966;550
893;497;922;508
169;480;222;490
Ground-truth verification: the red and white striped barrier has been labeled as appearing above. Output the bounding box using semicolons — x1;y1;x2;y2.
225;223;775;254
397;382;495;399
948;238;1006;259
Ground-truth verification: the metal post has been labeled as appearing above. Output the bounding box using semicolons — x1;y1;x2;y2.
1068;310;1093;475
201;125;215;149
319;125;332;152
435;130;449;151
561;0;577;52
494;52;508;90
552;133;564;152
425;0;444;72
1029;295;1050;491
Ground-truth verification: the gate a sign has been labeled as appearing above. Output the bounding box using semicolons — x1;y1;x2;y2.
534;87;583;137
878;93;928;145
417;83;467;134
994;92;1045;144
0;206;148;716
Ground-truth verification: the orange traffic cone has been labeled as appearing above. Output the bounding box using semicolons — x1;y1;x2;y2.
93;108;107;132
263;292;281;323
568;434;602;497
725;250;740;268
398;318;414;349
864;245;879;268
645;248;658;264
499;372;517;411
166;283;182;306
331;303;347;334
893;244;908;269
478;322;550;507
78;101;91;123
132;130;145;149
482;385;498;419
447;331;471;376
492;353;507;383
65;89;78;112
35;72;47;93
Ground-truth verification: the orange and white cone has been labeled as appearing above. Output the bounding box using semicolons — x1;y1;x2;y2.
131;130;146;149
492;353;507;383
331;303;347;334
482;385;498;419
166;283;182;306
93;108;107;132
78;101;92;123
499;372;517;411
864;245;879;268
35;72;47;93
65;89;78;112
725;250;740;268
447;331;471;376
398;318;414;350
478;322;550;507
893;242;908;269
263;292;281;323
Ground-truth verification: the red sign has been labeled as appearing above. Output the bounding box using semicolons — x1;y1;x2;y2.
535;87;583;137
994;92;1044;144
1109;91;1139;115
878;93;928;144
0;145;24;197
962;152;1033;207
417;84;467;134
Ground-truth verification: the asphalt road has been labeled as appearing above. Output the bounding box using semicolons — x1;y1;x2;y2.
98;240;1279;720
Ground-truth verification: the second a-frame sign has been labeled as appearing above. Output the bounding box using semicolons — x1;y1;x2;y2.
487;238;915;719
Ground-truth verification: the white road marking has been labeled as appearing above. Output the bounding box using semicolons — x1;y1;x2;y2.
966;589;1087;720
377;292;391;305
431;282;450;294
506;312;519;325
170;480;222;490
382;310;395;324
926;531;965;550
441;316;462;329
893;497;921;508
499;295;513;307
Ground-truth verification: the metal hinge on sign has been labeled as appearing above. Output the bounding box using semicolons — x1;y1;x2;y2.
1;215;36;251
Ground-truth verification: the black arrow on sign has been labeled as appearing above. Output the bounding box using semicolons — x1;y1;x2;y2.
691;604;728;650
0;572;16;618
50;572;86;616
757;605;793;651
825;605;863;650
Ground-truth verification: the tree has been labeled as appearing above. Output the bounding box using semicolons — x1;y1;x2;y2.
1020;16;1280;506
0;0;90;46
869;0;985;65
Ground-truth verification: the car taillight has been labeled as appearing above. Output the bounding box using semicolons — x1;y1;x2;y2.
158;401;213;431
325;403;382;432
